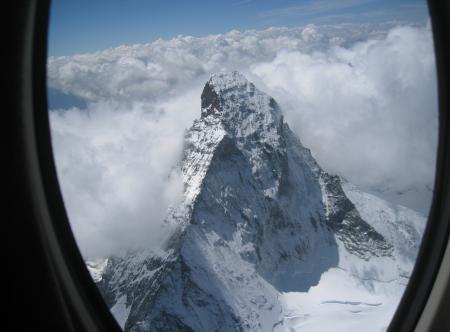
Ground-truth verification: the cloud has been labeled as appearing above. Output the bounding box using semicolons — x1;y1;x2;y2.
48;22;437;257
50;91;200;257
251;25;437;205
47;24;398;103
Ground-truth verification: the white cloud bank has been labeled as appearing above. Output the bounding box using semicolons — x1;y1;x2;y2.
48;23;437;258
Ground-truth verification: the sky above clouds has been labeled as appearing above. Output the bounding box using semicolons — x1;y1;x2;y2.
48;0;429;56
47;1;436;258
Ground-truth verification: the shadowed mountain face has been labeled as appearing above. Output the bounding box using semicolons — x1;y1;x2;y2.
92;72;416;332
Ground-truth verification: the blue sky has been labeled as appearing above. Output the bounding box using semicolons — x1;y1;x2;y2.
48;0;429;56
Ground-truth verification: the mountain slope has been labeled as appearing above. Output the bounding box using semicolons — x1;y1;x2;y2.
92;71;424;332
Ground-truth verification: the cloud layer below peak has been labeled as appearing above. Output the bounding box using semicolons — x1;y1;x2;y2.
48;23;437;257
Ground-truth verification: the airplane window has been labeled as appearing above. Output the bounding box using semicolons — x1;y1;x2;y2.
46;1;438;331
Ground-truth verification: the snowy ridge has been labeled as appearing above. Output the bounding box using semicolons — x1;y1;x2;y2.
181;115;226;205
342;181;425;272
86;258;109;282
91;72;425;332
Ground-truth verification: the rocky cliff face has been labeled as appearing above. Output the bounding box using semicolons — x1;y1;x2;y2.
89;71;424;332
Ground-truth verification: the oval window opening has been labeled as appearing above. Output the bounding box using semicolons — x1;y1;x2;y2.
47;1;438;331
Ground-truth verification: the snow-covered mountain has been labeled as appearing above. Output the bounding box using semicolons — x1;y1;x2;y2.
89;71;425;332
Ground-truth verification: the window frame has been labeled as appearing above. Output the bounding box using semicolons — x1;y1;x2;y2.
5;1;450;331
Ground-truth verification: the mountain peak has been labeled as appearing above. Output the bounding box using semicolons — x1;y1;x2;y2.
207;70;250;93
200;71;283;147
93;73;423;332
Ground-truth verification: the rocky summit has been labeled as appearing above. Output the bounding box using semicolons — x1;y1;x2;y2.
89;71;425;332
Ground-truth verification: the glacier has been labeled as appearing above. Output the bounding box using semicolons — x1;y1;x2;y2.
90;71;425;332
